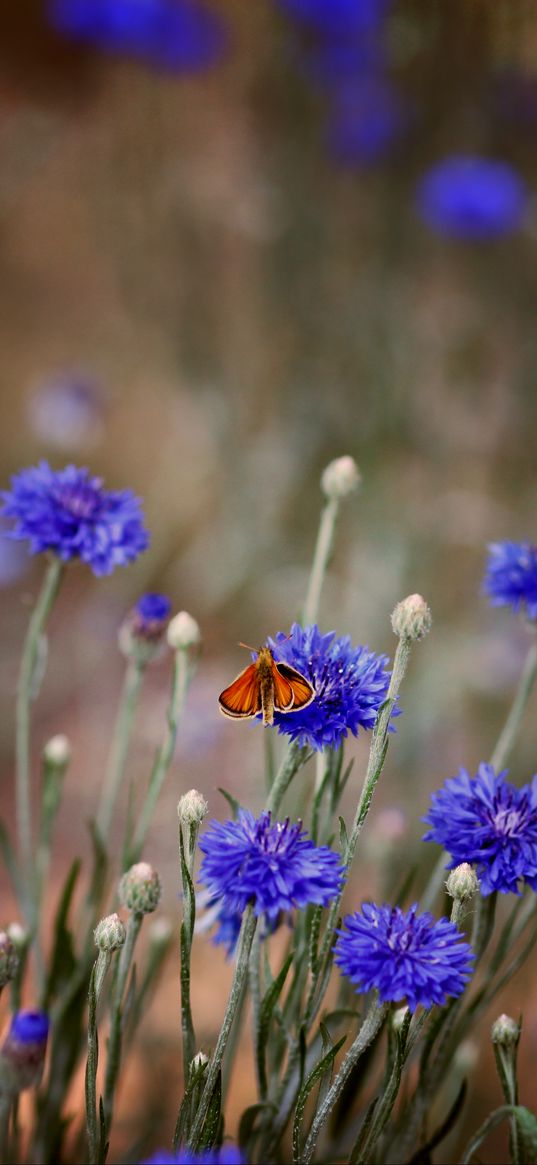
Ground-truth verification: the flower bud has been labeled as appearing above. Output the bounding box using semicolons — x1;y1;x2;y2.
0;1011;49;1093
167;610;201;651
391;594;432;642
43;734;71;769
321;455;361;500
6;923;29;953
0;932;19;988
94;913;126;952
119;593;172;664
391;1004;409;1032
119;862;162;915
178;789;209;827
192;1050;209;1070
446;863;480;903
491;1013;520;1048
148;917;173;947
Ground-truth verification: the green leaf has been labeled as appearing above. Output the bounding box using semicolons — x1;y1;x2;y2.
349;1097;379;1164
292;1035;346;1163
173;1057;208;1149
308;905;323;973
238;1101;276;1154
333;757;355;807
87;818;109;913
339;816;348;854
217;787;242;819
0;818;21;899
43;859;81;1009
197;1070;222;1152
257;954;293;1098
461;1104;537;1164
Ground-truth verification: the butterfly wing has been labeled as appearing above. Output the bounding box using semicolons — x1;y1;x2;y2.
275;662;315;713
271;666;295;713
219;662;261;719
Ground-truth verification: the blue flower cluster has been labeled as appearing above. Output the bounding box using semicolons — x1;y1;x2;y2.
334;903;474;1011
1;462;149;577
268;623;394;751
47;0;227;73
423;763;537;896
415;155;528;240
483;541;537;620
199;810;343;921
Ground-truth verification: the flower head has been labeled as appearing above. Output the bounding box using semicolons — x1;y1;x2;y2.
119;862;162;914
483;541;537;620
47;0;228;73
0;1011;50;1093
334;903;474;1011
276;0;391;35
415;155;528;239
423;763;537;896
199;810;343;921
1;462;149;576
267;623;394;751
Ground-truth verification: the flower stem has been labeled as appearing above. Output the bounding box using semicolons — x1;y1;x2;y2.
16;556;64;924
266;742;311;818
103;912;143;1133
126;647;192;866
490;635;537;772
85;950;112;1165
0;1094;11;1164
300;1001;389;1164
188;906;257;1151
96;658;146;845
302;498;339;626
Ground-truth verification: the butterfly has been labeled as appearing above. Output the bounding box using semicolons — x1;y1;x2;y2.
218;644;316;727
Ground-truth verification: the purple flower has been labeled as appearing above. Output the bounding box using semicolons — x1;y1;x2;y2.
325;76;410;166
47;0;228;73
0;1011;50;1093
268;623;394;751
1;462;149;576
483;541;537;620
132;593;172;638
139;1148;244;1164
415;155;528;239
334;903;475;1011
423;763;537;896
199;811;343;921
276;0;391;36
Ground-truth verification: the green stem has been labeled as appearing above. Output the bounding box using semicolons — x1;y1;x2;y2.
0;1094;11;1164
305;636;411;1027
16;556;64;922
188;907;257;1151
96;658;146;845
266;742;311;818
103;912;143;1133
85;950;112;1165
179;822;198;1088
302;498;339;626
490;636;537;772
301;1002;389;1164
127;648;192;865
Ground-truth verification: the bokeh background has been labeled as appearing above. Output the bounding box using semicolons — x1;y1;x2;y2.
1;2;536;1161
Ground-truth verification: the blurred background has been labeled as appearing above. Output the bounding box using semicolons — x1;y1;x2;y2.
1;1;536;1161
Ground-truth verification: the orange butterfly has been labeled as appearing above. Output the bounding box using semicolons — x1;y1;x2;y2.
219;644;315;727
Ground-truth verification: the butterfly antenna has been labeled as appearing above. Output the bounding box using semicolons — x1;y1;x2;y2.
238;641;257;652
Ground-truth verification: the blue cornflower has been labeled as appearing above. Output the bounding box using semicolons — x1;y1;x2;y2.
268;623;394;751
133;593;172;638
334;903;475;1011
48;0;227;73
276;0;391;36
0;1011;50;1094
325;76;409;167
415;155;528;239
9;1012;50;1045
1;462;149;577
483;541;537;620
199;811;343;921
140;1148;244;1164
423;764;537;896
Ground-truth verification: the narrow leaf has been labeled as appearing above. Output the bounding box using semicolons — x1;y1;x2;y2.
292;1035;346;1163
217;787;242;819
257;954;293;1097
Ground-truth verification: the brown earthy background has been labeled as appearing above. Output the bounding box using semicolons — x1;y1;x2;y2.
0;2;536;1162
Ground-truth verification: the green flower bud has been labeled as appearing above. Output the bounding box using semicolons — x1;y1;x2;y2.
491;1014;520;1048
446;863;480;902
119;862;162;915
391;594;432;642
321;455;361;500
94;913;126;952
178;789;209;827
167;611;201;651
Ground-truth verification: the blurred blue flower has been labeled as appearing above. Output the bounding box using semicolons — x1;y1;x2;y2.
415;155;528;239
27;372;104;451
199;811;343;921
268;623;394;751
325;76;409;166
133;593;172;638
0;1011;50;1094
423;763;537;896
48;0;227;73
0;520;30;588
1;462;149;577
483;541;537;620
334;903;475;1011
140;1146;244;1163
276;0;391;36
9;1012;50;1045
